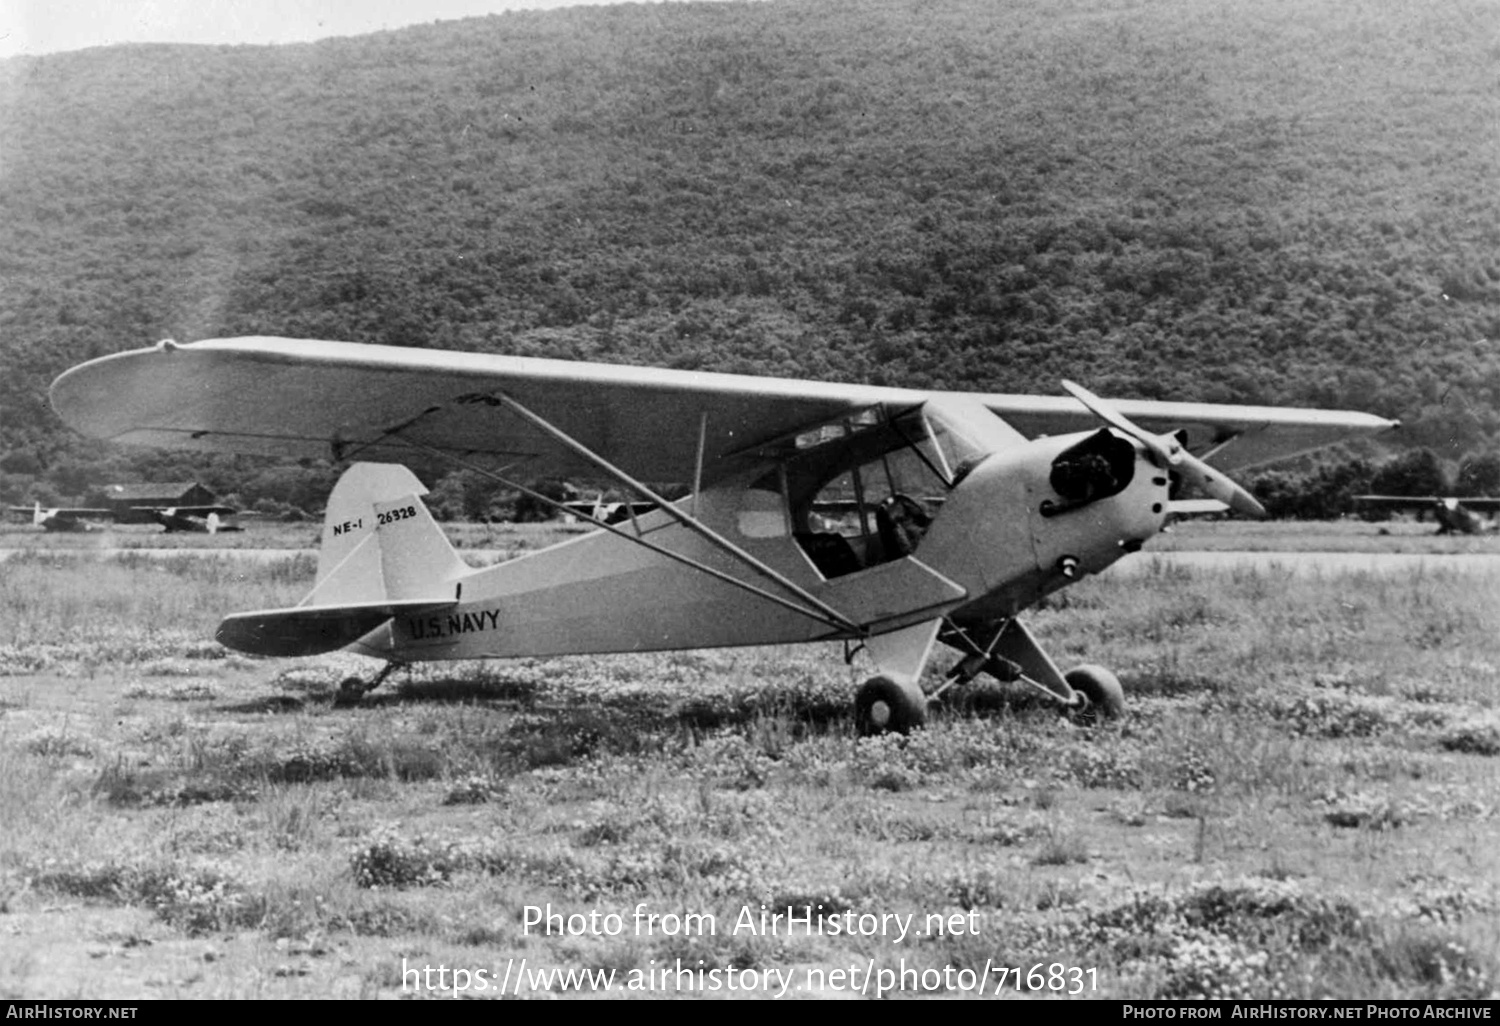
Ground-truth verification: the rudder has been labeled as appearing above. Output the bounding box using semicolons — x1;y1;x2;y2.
310;462;468;606
216;462;466;657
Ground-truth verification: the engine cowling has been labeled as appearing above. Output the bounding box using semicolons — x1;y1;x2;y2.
918;430;1170;621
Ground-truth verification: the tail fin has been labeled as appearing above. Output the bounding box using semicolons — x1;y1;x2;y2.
33;502;44;526
216;463;467;656
310;462;469;606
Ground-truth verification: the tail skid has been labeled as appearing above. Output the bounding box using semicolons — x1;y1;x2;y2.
216;463;467;657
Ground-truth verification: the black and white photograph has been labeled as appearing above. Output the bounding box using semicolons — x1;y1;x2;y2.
1;0;1497;1003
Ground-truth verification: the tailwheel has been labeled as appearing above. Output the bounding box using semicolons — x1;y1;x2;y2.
332;677;366;708
855;673;928;736
331;662;403;708
1064;665;1126;724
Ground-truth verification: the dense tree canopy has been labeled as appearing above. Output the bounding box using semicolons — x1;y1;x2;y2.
1456;451;1500;496
1368;449;1450;498
2;0;1496;512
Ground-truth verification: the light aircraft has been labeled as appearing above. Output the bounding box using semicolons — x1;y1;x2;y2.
51;338;1396;729
8;502;114;532
1353;495;1500;535
560;496;659;526
137;505;241;533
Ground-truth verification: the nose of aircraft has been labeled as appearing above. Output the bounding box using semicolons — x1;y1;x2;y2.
1061;381;1266;518
914;430;1173;619
1032;439;1173;576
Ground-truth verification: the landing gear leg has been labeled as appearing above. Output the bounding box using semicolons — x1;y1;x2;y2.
852;620;941;735
940;618;1128;722
332;662;403;707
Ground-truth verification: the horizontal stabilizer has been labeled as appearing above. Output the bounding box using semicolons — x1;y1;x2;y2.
218;599;455;657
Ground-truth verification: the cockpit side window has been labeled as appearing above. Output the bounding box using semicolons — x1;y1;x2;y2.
745;400;1015;579
783;408;955;578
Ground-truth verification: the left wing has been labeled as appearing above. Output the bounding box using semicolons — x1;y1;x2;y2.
51;338;899;485
978;396;1397;472
51;337;1396;483
9;506;112;517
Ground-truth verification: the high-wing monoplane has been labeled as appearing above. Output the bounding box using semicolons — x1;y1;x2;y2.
51;338;1396;729
1353;495;1500;535
136;505;241;533
8;502;114;532
560;496;659;526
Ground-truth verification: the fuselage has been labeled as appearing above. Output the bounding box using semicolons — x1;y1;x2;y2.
156;512;225;533
347;402;1172;662
39;514;96;533
1433;500;1492;535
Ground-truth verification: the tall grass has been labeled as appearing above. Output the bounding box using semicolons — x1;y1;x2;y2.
0;552;311;643
1033;563;1500;704
0;555;1496;997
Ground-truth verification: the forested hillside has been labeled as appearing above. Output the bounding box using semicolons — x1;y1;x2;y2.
2;0;1497;510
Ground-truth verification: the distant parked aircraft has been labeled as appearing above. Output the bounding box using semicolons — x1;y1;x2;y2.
559;495;658;525
8;502;114;532
7;500;241;533
1353;495;1500;535
137;505;241;533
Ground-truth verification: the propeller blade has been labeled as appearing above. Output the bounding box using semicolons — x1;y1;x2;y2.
1175;452;1267;518
1060;380;1267;518
1060;380;1181;467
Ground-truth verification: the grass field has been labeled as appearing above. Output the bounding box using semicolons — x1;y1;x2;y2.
0;519;591;555
1147;519;1500;556
0;524;1496;999
5;514;1497;556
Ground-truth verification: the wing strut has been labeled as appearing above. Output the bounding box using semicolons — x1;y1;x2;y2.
937;617;1078;706
486;391;864;634
691;411;707;519
391;435;864;637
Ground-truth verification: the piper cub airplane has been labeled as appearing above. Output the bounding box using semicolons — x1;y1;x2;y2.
139;505;241;534
1353;495;1500;535
51;338;1395;730
9;502;114;532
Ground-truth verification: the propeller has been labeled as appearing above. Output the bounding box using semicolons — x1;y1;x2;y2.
1060;380;1267;518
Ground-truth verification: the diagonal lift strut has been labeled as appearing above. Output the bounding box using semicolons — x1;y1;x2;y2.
385;399;865;637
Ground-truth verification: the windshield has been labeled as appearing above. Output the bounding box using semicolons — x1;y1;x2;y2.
918;395;1027;483
777;399;1024;577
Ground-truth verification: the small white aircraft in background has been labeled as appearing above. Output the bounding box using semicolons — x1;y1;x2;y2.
1353;495;1500;535
51;338;1395;729
8;502;114;532
137;505;241;533
560;495;659;526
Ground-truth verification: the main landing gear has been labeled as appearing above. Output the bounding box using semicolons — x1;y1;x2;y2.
1063;665;1126;724
854;674;929;735
853;618;1127;735
333;662;403;707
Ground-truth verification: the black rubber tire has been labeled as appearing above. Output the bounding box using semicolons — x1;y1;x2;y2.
1065;665;1126;722
332;676;365;708
855;674;928;736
